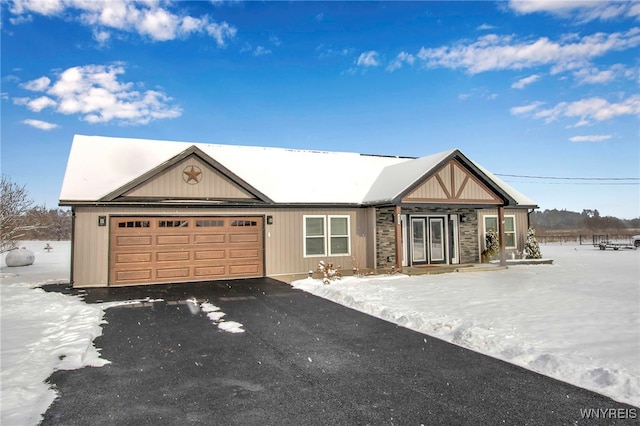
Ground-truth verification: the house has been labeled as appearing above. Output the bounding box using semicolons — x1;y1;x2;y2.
59;135;538;287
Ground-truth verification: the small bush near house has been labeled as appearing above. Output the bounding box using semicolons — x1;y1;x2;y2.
524;227;542;259
318;261;342;285
481;229;499;262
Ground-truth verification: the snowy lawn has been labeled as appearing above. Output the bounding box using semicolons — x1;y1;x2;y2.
293;243;640;408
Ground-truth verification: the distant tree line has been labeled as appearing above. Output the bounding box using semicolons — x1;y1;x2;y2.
1;175;71;252
531;209;640;232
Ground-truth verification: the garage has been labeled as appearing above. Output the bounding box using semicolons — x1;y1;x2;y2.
109;216;264;286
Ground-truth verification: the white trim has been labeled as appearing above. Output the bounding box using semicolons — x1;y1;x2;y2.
483;215;517;249
401;214;408;267
449;214;460;264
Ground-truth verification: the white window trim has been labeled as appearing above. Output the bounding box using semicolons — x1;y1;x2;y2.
328;215;351;256
303;215;351;257
303;215;327;257
483;215;516;249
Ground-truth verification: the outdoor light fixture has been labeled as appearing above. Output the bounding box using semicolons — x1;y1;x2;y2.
460;215;467;223
98;216;106;226
267;215;273;225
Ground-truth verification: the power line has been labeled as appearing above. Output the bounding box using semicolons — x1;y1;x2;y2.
502;180;639;186
494;173;639;181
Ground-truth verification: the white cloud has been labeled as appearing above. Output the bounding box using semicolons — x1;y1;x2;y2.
477;23;496;30
512;95;640;126
252;46;271;56
10;0;65;16
22;119;59;130
356;51;380;67
21;76;51;91
572;64;633;85
92;29;111;45
569;135;612;142
205;21;237;47
14;64;182;125
8;0;237;46
512;74;540;89
508;0;639;22
510;101;545;116
416;28;640;76
386;52;415;72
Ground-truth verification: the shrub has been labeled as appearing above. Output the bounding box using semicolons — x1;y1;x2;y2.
318;260;342;285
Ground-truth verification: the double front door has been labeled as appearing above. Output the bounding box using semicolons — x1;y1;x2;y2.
410;216;459;265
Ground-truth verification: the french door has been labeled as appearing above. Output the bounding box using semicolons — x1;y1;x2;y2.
410;216;457;265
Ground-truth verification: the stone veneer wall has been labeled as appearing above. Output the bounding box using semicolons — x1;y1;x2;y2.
375;206;396;269
375;206;480;268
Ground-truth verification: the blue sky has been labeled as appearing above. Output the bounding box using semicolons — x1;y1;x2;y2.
1;0;639;219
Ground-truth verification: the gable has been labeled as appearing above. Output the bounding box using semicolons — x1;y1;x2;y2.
99;145;272;203
122;155;256;200
402;159;502;205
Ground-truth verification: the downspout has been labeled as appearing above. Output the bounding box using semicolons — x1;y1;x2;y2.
394;205;403;272
498;206;506;267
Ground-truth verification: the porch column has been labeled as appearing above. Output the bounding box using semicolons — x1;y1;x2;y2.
498;206;507;266
394;205;402;271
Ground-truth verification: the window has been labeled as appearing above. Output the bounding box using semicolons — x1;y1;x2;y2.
117;220;150;228
303;215;351;257
329;216;350;255
231;220;258;227
159;220;189;228
484;215;516;249
196;220;224;227
304;216;326;256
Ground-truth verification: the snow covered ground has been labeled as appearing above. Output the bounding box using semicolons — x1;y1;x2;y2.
0;241;243;426
293;243;640;408
1;241;638;426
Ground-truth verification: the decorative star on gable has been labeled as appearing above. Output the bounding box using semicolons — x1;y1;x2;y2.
183;165;202;184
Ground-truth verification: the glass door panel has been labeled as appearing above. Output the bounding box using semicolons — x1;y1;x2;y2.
411;218;426;263
429;218;445;263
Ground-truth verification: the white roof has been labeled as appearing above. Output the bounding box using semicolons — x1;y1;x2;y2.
59;134;536;207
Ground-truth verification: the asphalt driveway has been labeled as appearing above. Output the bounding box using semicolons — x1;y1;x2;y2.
42;278;636;425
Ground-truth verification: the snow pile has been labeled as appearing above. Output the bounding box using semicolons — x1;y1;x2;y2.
293;244;640;407
1;276;108;425
188;299;245;333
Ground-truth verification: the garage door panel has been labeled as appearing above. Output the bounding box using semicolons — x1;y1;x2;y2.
230;249;259;259
116;252;153;263
194;266;226;276
116;269;153;282
117;236;152;247
229;233;259;244
157;235;190;246
229;264;260;275
194;250;226;260
194;234;225;244
156;251;190;262
156;267;191;279
110;216;263;286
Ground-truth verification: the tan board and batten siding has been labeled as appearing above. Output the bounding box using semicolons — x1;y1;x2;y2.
72;207;374;287
403;159;502;204
125;157;255;200
477;208;530;254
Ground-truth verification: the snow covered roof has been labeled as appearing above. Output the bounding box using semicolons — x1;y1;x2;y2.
59;134;536;207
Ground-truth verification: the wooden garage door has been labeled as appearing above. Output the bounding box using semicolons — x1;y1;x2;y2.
109;216;264;286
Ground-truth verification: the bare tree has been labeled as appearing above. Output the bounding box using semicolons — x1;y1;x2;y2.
0;175;39;253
